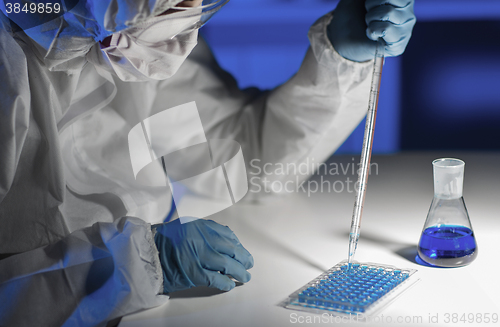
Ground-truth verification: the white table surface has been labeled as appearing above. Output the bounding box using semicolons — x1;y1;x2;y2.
120;152;500;327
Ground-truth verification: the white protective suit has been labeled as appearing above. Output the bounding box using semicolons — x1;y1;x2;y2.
0;0;373;326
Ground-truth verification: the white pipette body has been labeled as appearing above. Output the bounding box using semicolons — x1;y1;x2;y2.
348;41;385;268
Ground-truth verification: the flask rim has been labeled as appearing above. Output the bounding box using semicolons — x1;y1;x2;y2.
432;158;465;168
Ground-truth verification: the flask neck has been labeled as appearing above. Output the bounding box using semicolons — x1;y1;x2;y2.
433;159;464;199
433;185;463;199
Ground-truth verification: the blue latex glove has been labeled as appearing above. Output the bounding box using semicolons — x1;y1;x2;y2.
153;219;254;293
327;0;416;62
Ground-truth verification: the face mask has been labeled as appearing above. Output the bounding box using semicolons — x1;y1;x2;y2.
88;0;230;81
98;10;201;82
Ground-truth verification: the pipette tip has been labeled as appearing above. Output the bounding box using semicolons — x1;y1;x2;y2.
347;233;359;273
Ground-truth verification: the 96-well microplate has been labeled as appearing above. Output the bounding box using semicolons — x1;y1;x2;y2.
281;260;418;317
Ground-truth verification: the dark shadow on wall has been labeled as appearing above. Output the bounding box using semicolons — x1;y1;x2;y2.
401;20;500;151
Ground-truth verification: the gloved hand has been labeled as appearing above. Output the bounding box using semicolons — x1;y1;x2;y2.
327;0;416;62
153;219;254;293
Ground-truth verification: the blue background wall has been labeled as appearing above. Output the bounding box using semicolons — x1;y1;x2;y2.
201;0;500;153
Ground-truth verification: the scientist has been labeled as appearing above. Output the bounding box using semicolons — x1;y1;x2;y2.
0;0;415;326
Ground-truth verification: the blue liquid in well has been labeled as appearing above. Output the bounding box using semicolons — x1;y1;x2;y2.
418;225;477;267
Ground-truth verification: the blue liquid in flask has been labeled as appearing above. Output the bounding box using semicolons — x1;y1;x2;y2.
418;225;477;267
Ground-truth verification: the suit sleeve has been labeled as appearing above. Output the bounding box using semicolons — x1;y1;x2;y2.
0;217;167;327
189;12;374;194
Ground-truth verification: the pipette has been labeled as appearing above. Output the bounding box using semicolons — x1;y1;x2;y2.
348;40;385;269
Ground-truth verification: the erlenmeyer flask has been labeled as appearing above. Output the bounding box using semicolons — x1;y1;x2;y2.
417;158;477;267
